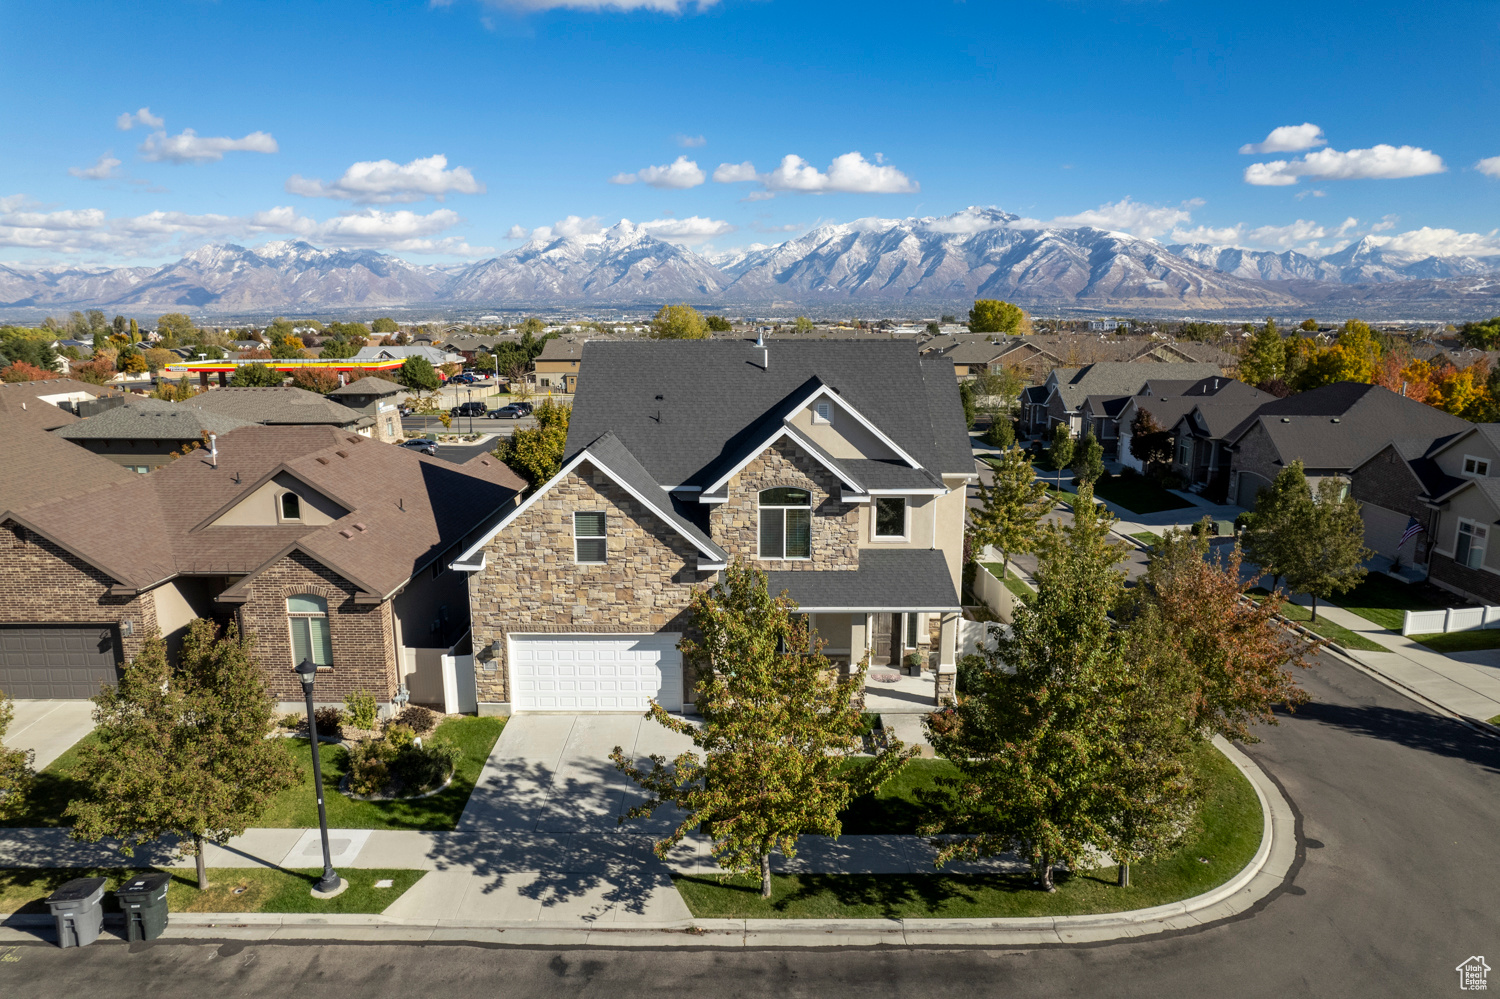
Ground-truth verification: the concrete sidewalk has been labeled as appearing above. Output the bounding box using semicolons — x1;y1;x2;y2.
2;700;94;770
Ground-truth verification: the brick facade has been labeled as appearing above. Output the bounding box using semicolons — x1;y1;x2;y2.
233;550;398;702
1350;444;1427;519
467;461;715;705
1428;551;1500;605
709;438;859;570
0;520;156;665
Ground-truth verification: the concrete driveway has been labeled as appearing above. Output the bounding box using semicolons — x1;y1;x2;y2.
2;700;94;769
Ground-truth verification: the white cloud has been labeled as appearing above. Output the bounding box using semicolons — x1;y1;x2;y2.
674;134;706;148
1239;123;1326;155
1044;197;1204;238
609;155;705;189
475;0;718;11
713;161;758;183
69;153;123;180
1371;215;1399;232
1477;156;1500;179
741;190;776;202
1244;144;1445;186
116;107;164;131
285;154;484;203
634;215;735;243
1367;227;1500;258
138;128;279;164
715;153;918;195
1294;189;1327;200
504;213;732;246
1167;224;1247;245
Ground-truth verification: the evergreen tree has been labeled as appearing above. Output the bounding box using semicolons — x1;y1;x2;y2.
612;562;913;897
969;443;1054;582
67;622;299;889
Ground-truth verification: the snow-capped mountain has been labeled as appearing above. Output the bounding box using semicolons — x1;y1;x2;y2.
444;222;726;303
1169;237;1499;286
0;210;1495;315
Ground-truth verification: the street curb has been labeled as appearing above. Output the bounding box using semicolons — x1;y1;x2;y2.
0;737;1294;948
1318;643;1500;739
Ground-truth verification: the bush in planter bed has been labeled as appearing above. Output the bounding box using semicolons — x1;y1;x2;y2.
347;739;394;796
390;739;463;793
313;706;343;736
393;705;438;736
343;689;379;731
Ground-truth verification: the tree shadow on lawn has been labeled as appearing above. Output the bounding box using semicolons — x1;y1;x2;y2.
1285;699;1500;776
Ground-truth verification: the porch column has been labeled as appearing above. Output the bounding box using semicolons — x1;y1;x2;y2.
936;611;958;706
848;614;867;676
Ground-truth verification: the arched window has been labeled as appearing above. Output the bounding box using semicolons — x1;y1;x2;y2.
758;487;811;560
280;492;301;521
287;594;331;666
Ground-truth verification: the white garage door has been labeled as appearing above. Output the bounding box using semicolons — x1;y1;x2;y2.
508;633;683;712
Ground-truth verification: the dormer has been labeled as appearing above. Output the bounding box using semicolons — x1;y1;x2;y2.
208;471;349;527
785;387;908;463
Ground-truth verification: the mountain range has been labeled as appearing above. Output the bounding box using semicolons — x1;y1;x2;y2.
1;208;1495;317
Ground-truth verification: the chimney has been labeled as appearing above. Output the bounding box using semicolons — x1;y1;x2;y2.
208;433;217;468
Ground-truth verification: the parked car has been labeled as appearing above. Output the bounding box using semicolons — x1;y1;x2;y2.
399;438;438;455
452;372;479;384
450;401;487;418
492;402;533;419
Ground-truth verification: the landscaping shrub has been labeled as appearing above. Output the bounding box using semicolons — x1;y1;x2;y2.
1119;465;1141;480
389;740;462;793
346;739;394;796
313;706;342;736
343;690;378;731
392;705;438;736
385;723;416;751
279;712;303;730
980;419;1014;448
955;653;989;695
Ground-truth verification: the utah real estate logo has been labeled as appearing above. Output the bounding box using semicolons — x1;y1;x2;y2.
1457;956;1491;991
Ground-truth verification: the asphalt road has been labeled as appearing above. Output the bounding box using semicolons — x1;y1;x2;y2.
402;414;536;435
2;654;1495;997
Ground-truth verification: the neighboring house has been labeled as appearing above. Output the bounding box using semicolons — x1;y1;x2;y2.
1108;377;1271;493
1021;362;1224;438
1224;382;1470;510
0;378;109;429
53;399;256;472
354;344;463;367
0;423;524;706
0;411;138;513
532;339;584;392
453;340;975;715
189;386;384;439
327;376;407;442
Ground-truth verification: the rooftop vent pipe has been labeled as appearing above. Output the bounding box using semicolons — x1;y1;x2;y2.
755;331;768;369
209;433;217;468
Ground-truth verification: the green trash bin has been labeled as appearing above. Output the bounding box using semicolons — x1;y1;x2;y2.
44;877;107;949
114;872;172;942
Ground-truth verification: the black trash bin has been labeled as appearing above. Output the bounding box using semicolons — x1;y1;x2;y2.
114;872;172;942
43;877;107;949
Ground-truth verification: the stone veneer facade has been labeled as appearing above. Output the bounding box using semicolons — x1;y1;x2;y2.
233;550;399;703
467;460;715;705
709;438;859;570
0;520;157;666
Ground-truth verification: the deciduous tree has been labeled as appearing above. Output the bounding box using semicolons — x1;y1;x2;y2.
155;313;195;348
706;315;733;332
968;299;1028;334
969;443;1053;582
1459;316;1500;351
0;689;35;821
650;303;709;339
1071;428;1104;485
0;360;61;383
1282;477;1370;621
1128;409;1174;471
1240;460;1313;594
371;317;400;334
229;362;282;387
1239;318;1285;386
611;561;914;897
492;398;570;489
67;622;299;889
399;355;440;396
291;368;340;394
1046;422;1074;488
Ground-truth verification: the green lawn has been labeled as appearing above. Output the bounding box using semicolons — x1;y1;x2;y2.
1409;630;1500;654
1335;574;1452;632
980;562;1034;602
1091;476;1194;516
3;717;503;831
255;716;504;830
1250;589;1386;652
677;742;1261;919
837;758;964;834
0;867;424;916
1131;531;1160;548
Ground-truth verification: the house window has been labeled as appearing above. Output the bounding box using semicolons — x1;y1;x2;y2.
280;492;301;521
1456;520;1487;570
1176;439;1191;466
813;400;833;424
904;612;919;649
287;594;331;667
874;497;907;540
1463;456;1490;478
759;487;812;559
574;511;607;563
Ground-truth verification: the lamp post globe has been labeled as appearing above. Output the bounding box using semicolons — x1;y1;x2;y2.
294;658;342;895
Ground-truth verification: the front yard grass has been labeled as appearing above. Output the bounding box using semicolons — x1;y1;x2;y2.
1335;574;1452;632
0;867;424;916
1250;589;1386;652
1131;531;1160;548
1409;630;1500;654
980;562;1034;600
1090;475;1194;515
677;741;1260;919
0;732;98;828
255;716;504;830
838;758;964;834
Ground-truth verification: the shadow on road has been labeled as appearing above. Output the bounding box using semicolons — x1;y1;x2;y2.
1290;699;1500;775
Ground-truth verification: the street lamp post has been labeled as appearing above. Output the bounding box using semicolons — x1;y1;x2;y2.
294;659;343;896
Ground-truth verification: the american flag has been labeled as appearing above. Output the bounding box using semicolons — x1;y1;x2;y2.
1397;517;1424;549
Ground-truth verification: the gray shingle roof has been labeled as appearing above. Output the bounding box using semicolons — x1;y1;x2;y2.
187;387;366;427
327;376;404;398
764;549;960;612
55;398;255;441
1052;362;1224;410
565;340;974;489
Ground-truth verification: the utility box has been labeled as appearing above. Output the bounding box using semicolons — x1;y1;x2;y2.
44;877;107;949
114;872;172;942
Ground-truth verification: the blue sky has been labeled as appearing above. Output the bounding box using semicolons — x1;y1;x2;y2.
2;0;1497;267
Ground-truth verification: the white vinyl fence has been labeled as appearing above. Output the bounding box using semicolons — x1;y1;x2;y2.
1401;605;1500;636
972;562;1018;621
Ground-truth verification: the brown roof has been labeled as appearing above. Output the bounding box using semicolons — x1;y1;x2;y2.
0;413;138;512
187;386;366;427
6;424;526;598
0;378;111;430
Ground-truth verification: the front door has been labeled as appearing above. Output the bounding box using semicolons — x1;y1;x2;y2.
871;614;894;666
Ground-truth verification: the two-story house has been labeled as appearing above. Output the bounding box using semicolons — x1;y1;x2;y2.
454;339;975;715
327;376;407;442
1021;362;1224;439
532;339;585;393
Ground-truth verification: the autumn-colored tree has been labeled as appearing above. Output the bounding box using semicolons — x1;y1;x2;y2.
0;360;61;382
67;622;300;889
1128;409;1174;471
1299;318;1320;332
1127;525;1313;743
1372;353;1434;404
1427;356;1492;420
611;561;914;897
969;443;1053;581
1295;319;1383;390
492;398;570;489
290;368;340;394
69;357;116;385
142;347;177;375
117;347;149;375
237;347;273;360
